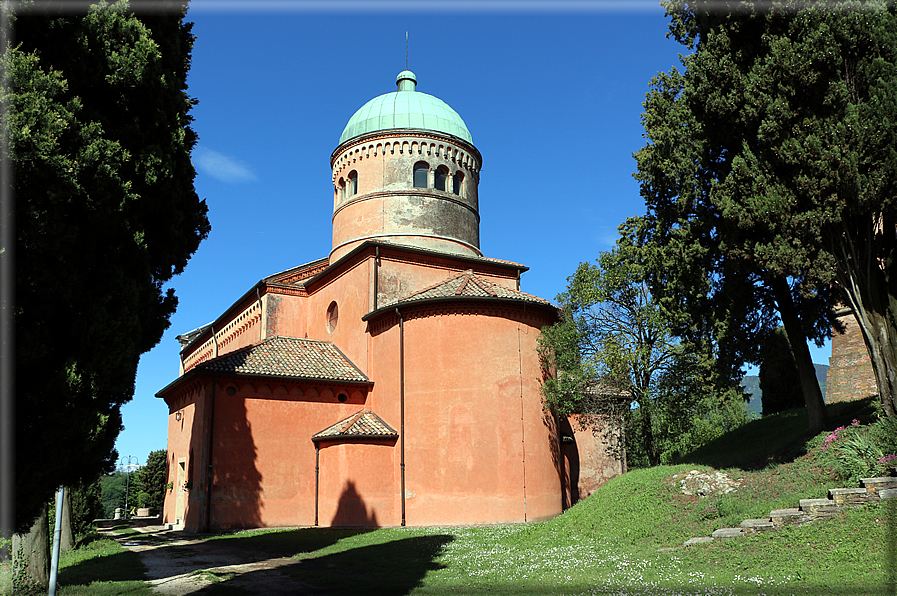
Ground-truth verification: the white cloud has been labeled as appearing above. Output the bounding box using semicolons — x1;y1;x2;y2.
193;146;257;184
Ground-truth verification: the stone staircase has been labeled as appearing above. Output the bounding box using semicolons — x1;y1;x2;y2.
679;476;897;547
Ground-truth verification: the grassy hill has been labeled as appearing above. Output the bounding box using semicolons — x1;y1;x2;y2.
33;397;894;596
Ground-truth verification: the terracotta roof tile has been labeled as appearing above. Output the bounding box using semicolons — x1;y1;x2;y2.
198;336;369;383
384;270;552;308
312;410;398;441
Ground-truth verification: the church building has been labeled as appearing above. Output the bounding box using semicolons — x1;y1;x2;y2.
157;71;621;532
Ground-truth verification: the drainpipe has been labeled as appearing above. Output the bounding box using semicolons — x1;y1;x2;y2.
314;444;320;526
396;308;406;527
373;247;380;311
517;328;527;522
205;374;217;532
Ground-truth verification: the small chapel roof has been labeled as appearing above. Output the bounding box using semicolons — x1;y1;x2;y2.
387;270;552;308
197;336;370;384
312;410;398;442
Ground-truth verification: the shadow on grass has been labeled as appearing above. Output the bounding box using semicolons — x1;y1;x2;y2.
58;547;148;586
678;398;877;470
194;533;453;596
202;527;374;556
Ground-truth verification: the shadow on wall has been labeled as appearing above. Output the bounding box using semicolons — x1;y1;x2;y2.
211;383;263;531
557;416;580;509
331;480;378;528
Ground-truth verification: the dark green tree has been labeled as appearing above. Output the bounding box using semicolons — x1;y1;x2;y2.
69;479;103;540
648;0;897;418
6;0;209;533
134;450;167;513
759;327;804;416
99;472;131;519
636;0;897;424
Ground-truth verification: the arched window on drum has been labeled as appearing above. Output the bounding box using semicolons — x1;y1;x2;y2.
453;171;464;196
413;162;429;188
434;166;448;191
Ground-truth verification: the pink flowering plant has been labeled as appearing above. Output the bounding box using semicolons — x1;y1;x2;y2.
814;414;897;484
818;419;860;452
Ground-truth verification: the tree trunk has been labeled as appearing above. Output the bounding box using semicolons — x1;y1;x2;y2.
60;487;74;553
772;278;829;433
837;266;897;417
12;506;49;590
642;408;660;467
832;215;897;418
858;305;897;417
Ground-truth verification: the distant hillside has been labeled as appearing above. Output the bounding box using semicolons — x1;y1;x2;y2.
741;363;829;417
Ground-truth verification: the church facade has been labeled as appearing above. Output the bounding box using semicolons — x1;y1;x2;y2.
158;71;621;532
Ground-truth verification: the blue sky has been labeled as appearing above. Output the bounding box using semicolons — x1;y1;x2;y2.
115;1;833;467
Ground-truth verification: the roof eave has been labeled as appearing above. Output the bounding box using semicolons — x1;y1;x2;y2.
156;368;373;399
312;433;399;443
362;295;560;322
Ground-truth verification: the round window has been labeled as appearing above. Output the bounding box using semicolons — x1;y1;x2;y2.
326;302;339;333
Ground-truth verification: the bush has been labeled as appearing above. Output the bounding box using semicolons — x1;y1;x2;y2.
813;415;897;485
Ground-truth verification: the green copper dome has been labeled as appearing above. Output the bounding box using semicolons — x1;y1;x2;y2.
338;71;473;146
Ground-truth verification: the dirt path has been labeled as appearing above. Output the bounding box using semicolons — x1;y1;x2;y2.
111;526;326;595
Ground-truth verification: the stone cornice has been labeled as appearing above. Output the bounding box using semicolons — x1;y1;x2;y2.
331;129;481;169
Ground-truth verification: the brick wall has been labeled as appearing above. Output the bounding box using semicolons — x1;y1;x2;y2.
826;311;878;403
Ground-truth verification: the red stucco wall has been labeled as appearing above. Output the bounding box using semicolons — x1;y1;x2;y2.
368;303;562;525
162;246;619;532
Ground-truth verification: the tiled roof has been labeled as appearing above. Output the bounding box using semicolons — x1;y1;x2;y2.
312;410;398;442
384;270;552;308
263;257;330;285
198;336;370;383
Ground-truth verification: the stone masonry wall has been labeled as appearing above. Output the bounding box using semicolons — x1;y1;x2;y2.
826;311;878;403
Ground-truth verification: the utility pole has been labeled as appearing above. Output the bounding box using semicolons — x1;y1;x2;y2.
120;456;139;518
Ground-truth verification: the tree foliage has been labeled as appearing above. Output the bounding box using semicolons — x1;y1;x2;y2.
6;0;209;532
676;0;896;417
759;326;804;416
539;244;751;467
631;0;897;431
99;471;134;519
134;449;167;513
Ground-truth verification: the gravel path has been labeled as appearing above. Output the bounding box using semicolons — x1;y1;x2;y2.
111;526;326;595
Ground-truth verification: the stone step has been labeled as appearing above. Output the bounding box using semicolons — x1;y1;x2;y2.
684;536;714;546
770;508;812;525
830;487;878;505
829;487;869;505
799;498;837;512
880;488;897;500
861;477;897;491
711;527;745;540
740;518;775;533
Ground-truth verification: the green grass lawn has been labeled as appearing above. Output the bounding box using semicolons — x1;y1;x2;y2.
5;399;895;595
0;536;151;596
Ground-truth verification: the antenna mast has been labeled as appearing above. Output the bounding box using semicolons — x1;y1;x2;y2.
405;31;408;70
